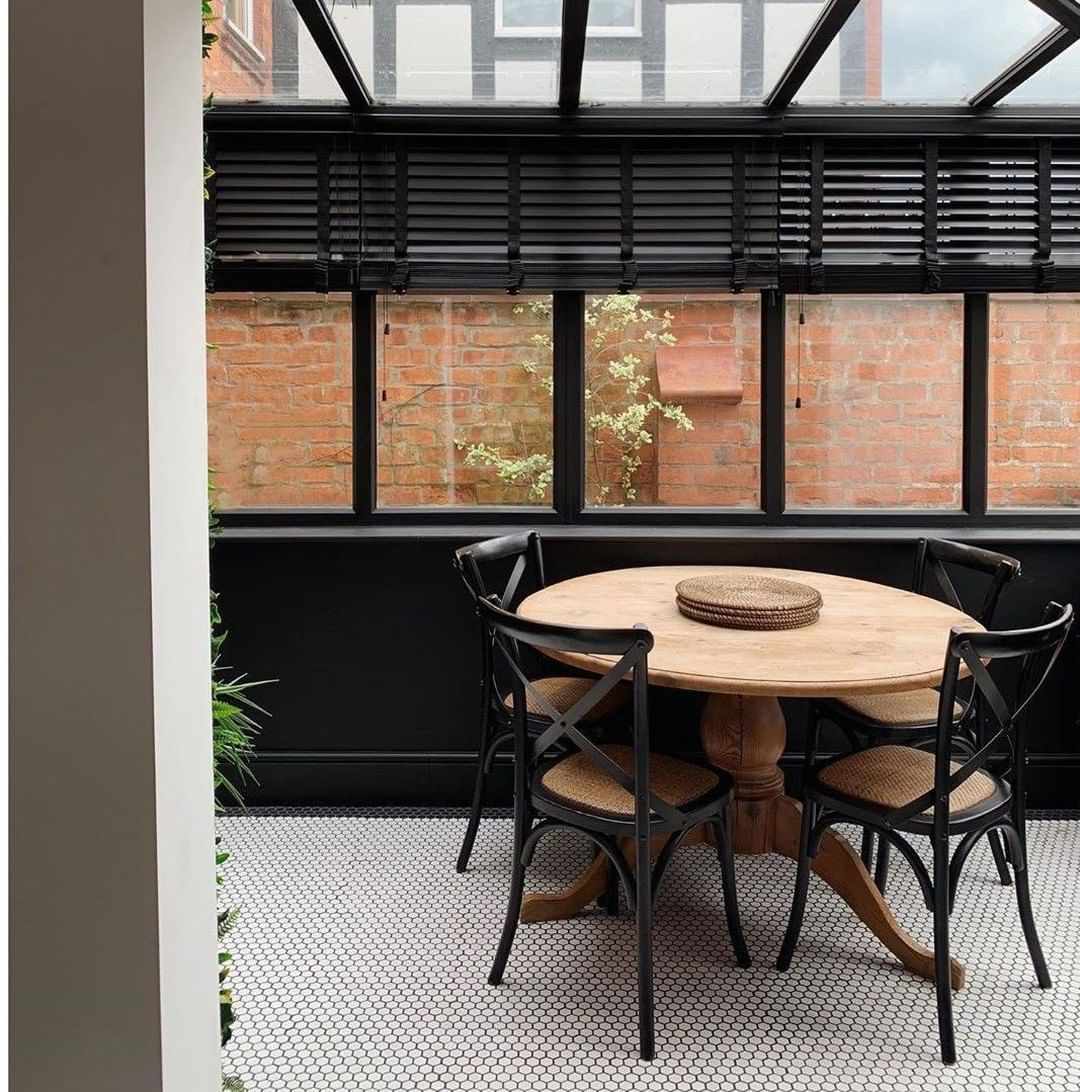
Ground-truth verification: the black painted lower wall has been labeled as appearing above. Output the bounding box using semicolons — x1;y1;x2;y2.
212;528;1080;809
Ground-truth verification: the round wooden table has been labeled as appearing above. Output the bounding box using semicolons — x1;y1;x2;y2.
517;565;983;989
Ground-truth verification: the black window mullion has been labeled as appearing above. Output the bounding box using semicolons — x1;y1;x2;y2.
762;289;786;518
963;293;989;520
353;289;376;519
554;291;585;522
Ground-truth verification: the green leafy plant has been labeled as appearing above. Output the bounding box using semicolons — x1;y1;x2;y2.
217;840;238;1048
202;0;218;58
456;294;692;506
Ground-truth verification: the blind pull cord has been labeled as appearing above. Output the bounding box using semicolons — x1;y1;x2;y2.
795;294;805;410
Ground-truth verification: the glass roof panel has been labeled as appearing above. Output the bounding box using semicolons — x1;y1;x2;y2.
205;0;347;103
580;0;753;104
793;0;1057;104
327;0;560;104
1003;39;1080;104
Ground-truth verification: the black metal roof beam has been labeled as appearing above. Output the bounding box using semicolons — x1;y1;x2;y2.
1027;0;1080;37
293;0;373;110
558;0;590;110
970;24;1077;109
764;0;860;111
204;102;1080;140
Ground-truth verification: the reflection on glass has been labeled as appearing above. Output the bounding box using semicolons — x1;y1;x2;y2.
794;0;1055;104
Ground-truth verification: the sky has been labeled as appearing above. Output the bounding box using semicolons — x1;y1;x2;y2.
878;0;1078;102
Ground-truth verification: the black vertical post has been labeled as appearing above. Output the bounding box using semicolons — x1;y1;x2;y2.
762;288;786;518
554;292;585;520
963;293;989;519
353;289;376;517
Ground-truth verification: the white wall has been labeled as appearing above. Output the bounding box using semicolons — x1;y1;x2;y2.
11;0;218;1088
764;1;841;99
396;4;473;100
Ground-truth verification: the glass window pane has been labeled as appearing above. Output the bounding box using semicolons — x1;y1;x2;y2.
338;1;560;103
203;0;349;103
793;0;1055;104
1003;40;1080;104
376;295;554;507
584;293;761;508
988;295;1080;509
785;295;963;509
582;0;742;105
207;293;353;509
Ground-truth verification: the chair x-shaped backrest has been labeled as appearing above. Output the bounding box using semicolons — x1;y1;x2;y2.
455;531;545;612
454;533;548;713
479;595;688;827
887;601;1073;826
914;538;1021;629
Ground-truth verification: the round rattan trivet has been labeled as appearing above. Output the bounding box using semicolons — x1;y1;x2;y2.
674;574;822;630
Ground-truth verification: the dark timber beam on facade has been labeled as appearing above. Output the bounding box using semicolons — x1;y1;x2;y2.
1028;0;1080;38
293;0;373;110
558;0;590;110
764;0;860;111
970;24;1077;110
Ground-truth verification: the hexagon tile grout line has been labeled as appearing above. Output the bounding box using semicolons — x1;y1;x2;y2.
218;813;1080;1092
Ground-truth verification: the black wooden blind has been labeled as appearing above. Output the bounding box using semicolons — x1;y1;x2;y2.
207;131;1080;293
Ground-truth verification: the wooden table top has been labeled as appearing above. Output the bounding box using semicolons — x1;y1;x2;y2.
517;565;982;698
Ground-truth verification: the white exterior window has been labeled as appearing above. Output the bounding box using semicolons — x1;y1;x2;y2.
225;0;256;46
496;0;641;38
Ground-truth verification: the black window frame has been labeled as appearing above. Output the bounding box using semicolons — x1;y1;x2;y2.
213;284;1080;531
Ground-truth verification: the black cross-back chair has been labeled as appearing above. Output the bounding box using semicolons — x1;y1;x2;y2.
811;538;1021;894
779;600;1073;1065
479;595;750;1061
453;532;629;873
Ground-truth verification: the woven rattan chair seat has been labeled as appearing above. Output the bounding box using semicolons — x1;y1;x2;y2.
835;688;963;727
818;744;996;815
503;676;627;721
539;744;720;819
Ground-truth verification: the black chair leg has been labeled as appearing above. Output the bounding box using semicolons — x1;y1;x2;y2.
456;746;488;873
873;837;892;895
488;848;526;986
932;833;957;1065
635;832;655;1061
860;828;875;871
714;814;752;968
1004;826;1052;989
987;829;1013;887
777;800;814;972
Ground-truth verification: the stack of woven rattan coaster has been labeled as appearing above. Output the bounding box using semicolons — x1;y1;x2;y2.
675;574;822;630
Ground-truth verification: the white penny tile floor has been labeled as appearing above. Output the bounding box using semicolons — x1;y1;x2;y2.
218;810;1080;1092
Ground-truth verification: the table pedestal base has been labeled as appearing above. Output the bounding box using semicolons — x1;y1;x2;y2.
519;692;964;991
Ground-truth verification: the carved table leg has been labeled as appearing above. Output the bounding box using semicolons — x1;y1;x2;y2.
700;692;964;990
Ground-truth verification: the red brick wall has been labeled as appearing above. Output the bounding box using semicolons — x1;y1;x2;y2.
205;290;1078;512
207;294;352;508
989;294;1080;508
584;294;761;507
377;295;554;507
785;295;964;509
203;0;275;100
